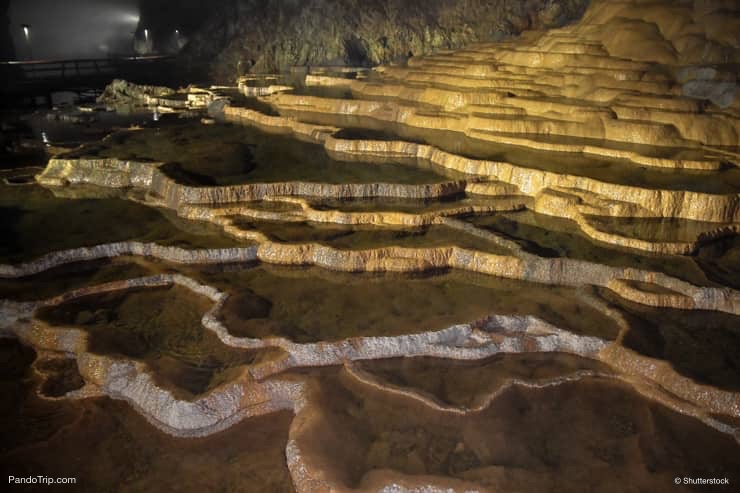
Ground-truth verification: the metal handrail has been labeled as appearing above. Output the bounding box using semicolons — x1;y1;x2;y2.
0;55;175;83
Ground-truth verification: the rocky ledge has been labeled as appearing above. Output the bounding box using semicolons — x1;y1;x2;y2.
3;0;740;491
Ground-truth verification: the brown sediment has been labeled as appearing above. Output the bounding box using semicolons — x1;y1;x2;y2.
220;103;740;255
35;116;738;257
0;339;295;492
286;369;740;493
34;283;282;400
350;352;616;411
34;356;85;398
4;0;740;490
0;264;737;440
2;238;738;316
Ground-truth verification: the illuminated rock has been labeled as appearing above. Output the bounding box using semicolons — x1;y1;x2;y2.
7;0;740;489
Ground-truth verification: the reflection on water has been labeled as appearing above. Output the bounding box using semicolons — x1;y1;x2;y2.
230;219;511;255
0;337;294;492
296;370;740;491
0;339;79;455
36;285;280;398
35;357;85;398
209;265;621;342
71;122;449;186
467;210;718;286
289;120;740;193
25;110;153;147
1;83;738;493
584;215;731;243
309;194;469;212
695;235;740;289
356;352;613;409
0;258;154;301
0;183;247;263
606;289;740;392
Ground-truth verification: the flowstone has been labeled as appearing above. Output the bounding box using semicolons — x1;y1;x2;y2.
2;0;739;491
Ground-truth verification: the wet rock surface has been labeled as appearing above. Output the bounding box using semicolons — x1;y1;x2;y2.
1;0;740;491
0;338;294;491
290;370;740;492
35;284;281;398
184;0;590;80
97;79;176;106
211;266;621;343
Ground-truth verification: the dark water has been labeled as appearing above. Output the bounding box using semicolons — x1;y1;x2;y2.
24;109;155;147
36;285;282;398
0;338;294;492
583;215;731;243
605;289;740;392
0;258;154;301
278;118;740;193
230;219;511;255
296;369;740;491
34;357;85;398
308;194;472;212
695;235;740;289
355;352;614;409
0;108;154;171
0;183;248;263
1;102;738;493
466;209;721;286
207;265;622;342
70;122;449;186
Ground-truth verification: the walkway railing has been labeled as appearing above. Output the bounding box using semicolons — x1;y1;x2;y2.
0;55;179;101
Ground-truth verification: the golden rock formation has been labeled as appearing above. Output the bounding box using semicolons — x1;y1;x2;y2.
4;0;740;491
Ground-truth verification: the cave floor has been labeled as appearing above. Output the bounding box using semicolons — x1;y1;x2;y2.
2;5;740;490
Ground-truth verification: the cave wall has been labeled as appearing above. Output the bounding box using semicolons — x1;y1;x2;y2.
184;0;590;82
0;0;15;60
136;0;213;54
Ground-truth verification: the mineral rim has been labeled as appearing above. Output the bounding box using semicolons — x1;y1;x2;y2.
2;0;740;491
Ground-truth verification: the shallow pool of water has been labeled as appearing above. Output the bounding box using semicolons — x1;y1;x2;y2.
607;289;740;392
695;235;740;289
584;215;732;243
355;352;613;409
230;219;511;255
71;122;449;186
308;194;501;213
0;183;248;263
0;259;155;301
285;117;740;193
36;285;280;398
466;210;718;286
294;369;740;490
0;338;294;492
206;265;622;342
